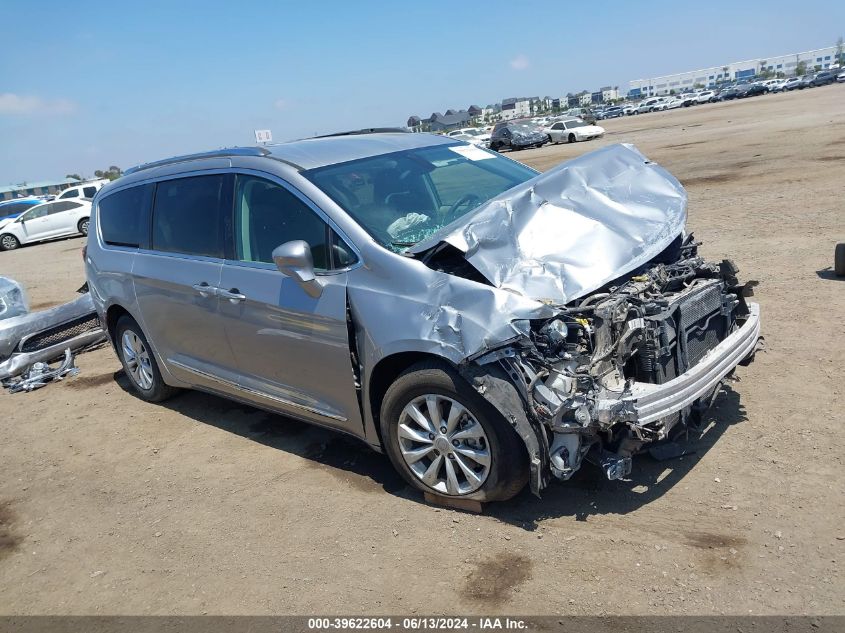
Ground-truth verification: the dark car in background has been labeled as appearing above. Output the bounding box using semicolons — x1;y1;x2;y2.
797;75;814;89
600;106;624;119
490;122;548;151
737;83;768;98
717;86;742;100
810;70;837;87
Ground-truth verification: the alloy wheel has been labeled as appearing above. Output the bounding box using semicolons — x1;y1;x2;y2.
1;235;18;250
122;330;154;390
397;394;491;495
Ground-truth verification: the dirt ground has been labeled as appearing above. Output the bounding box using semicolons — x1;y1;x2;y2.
1;86;843;616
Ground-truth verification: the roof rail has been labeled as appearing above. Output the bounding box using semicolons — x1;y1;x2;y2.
123;147;270;176
311;127;410;139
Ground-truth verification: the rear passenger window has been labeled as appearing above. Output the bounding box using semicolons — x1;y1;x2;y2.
83;186;97;198
49;201;81;214
152;175;224;258
98;184;153;248
62;189;79;198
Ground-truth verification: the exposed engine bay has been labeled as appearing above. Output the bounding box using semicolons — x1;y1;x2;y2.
460;234;760;492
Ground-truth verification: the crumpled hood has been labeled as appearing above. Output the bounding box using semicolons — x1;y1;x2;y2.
410;143;687;305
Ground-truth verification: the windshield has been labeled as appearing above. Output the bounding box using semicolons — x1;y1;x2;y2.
305;143;537;252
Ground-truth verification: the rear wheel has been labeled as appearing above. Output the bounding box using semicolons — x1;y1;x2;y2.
1;234;20;251
568;133;576;143
115;316;179;402
380;361;528;502
77;217;89;236
835;243;845;277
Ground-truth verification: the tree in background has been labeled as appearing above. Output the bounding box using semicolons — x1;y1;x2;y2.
795;60;807;76
65;173;82;181
94;166;123;181
836;36;843;65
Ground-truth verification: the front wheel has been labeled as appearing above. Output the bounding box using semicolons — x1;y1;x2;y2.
568;133;576;143
380;361;528;502
78;217;89;236
115;316;179;402
0;234;20;251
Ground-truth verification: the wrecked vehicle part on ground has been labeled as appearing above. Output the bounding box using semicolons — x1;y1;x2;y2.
399;144;760;493
0;289;106;381
4;348;80;393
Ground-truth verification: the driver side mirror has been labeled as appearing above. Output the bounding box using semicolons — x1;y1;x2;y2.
272;240;323;298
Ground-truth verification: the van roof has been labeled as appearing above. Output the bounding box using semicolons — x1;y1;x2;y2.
123;132;456;176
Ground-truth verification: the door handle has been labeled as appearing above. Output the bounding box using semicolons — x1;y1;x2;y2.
192;282;216;298
218;288;246;303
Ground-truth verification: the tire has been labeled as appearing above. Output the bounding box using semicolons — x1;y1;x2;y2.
0;234;20;251
835;243;845;277
115;315;179;402
379;360;528;502
490;142;499;152
77;217;90;236
568;133;576;143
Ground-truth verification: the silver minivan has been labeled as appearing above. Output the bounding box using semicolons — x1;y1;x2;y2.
85;133;760;502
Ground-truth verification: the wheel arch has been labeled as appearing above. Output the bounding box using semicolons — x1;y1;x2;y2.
104;303;133;352
367;351;454;449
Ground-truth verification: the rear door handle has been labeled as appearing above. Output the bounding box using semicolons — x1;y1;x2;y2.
218;288;246;303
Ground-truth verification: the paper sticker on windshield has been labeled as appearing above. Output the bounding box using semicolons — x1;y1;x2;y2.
449;145;495;161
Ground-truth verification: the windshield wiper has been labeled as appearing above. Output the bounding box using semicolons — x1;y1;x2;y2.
391;241;416;247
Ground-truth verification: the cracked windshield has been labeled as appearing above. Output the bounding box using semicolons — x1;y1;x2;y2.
306;144;537;251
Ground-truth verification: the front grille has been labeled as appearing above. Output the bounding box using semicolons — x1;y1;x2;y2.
19;313;101;353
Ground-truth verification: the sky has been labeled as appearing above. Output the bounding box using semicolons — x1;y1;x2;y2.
1;0;842;183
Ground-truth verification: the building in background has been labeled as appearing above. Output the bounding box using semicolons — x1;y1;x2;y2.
628;46;839;97
0;178;81;201
500;97;533;120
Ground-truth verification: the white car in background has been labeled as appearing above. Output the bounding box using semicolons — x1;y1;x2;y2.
635;97;665;113
664;97;684;109
837;71;845;83
545;118;605;144
447;128;491;147
0;199;92;251
695;90;717;103
56;180;108;201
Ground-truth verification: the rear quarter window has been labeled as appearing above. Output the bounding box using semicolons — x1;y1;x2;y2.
98;184;154;248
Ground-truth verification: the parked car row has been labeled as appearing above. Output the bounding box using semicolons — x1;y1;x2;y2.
624;69;843;114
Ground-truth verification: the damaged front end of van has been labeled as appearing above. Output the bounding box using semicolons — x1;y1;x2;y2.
404;144;761;494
